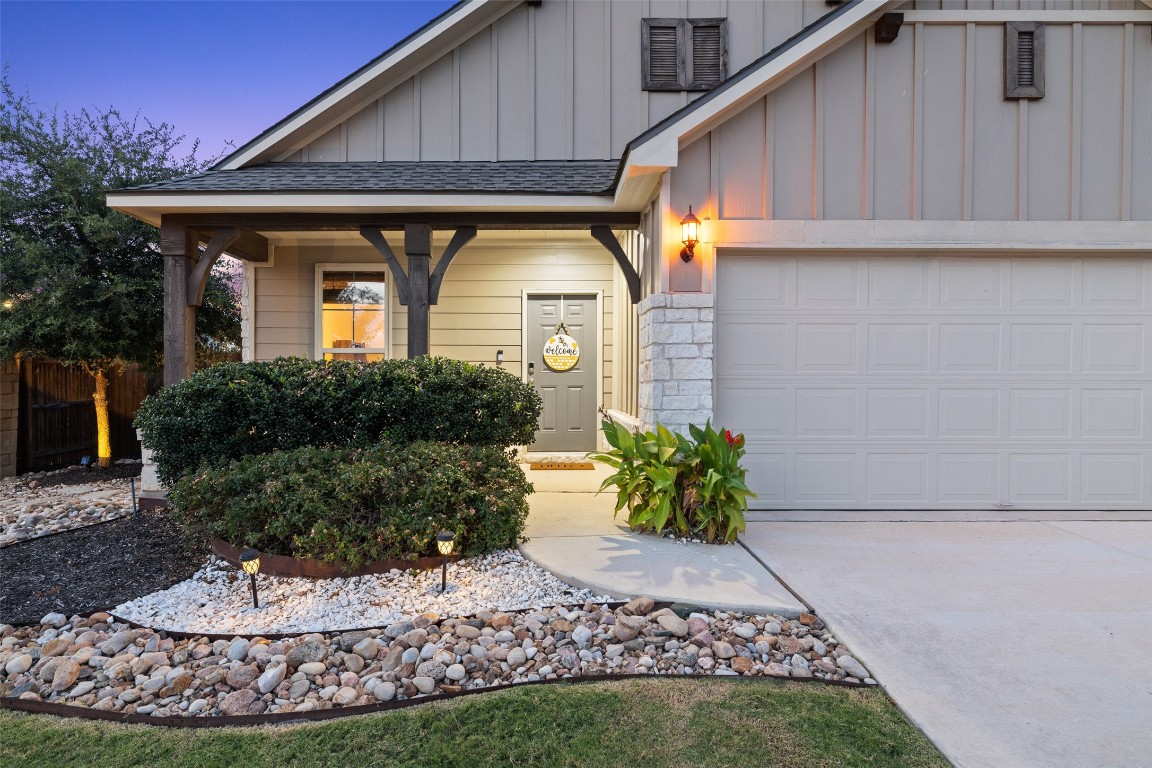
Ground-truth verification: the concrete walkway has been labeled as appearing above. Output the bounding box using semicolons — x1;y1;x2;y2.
519;466;804;616
521;468;1152;767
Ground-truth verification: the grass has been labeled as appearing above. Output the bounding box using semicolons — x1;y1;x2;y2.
0;678;946;768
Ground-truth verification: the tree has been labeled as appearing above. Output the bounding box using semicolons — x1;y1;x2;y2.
0;77;240;467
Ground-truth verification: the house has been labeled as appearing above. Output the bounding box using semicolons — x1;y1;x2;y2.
108;0;1152;510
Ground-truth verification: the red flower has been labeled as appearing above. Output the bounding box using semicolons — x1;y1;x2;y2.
724;429;744;448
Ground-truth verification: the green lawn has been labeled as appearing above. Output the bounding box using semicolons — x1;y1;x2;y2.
0;678;946;768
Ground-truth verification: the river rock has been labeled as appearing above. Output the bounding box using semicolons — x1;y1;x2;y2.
50;660;82;691
373;681;397;701
837;655;869;679
332;686;359;706
258;664;286;694
352;637;379;660
226;638;250;662
286;641;327;668
656;614;689;637
219;689;259;715
226;664;259;689
298;662;327;676
412;676;436;694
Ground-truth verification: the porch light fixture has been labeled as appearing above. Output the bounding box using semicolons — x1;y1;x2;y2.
436;530;455;592
238;549;261;608
680;207;701;262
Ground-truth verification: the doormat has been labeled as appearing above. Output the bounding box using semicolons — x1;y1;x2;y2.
529;461;595;471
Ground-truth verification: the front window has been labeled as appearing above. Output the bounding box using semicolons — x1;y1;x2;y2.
317;268;389;361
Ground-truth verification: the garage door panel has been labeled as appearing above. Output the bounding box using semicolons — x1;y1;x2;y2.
1082;260;1146;308
1010;324;1074;371
868;259;931;307
1011;260;1075;308
797;261;859;307
939;389;1001;437
866;454;929;501
716;254;1151;510
796;324;858;370
938;454;1000;501
868;324;931;372
1081;324;1145;372
867;390;930;437
1080;454;1144;502
795;389;857;436
1009;454;1072;501
939;324;1003;372
1009;389;1073;438
1080;389;1143;438
795;453;859;501
940;259;1003;307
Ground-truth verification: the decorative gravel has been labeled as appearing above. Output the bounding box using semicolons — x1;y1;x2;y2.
0;597;875;719
113;551;614;635
1;465;141;547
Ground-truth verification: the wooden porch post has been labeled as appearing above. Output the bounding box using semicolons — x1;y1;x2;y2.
160;219;197;386
405;224;432;358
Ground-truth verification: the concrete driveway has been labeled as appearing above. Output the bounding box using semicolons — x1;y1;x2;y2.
740;516;1152;768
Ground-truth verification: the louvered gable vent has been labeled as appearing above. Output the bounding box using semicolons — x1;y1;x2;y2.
642;18;727;91
1005;21;1044;99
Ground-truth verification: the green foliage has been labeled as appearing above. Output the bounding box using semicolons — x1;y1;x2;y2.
167;442;532;565
0;76;239;371
135;357;542;486
590;419;754;544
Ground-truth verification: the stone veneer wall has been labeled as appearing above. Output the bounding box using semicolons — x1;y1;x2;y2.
1;359;19;477
637;293;715;435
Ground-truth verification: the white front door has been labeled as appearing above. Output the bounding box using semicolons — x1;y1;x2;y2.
715;253;1152;510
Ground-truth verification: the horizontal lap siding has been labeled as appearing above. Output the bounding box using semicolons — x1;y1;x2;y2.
670;20;1151;225
251;242;616;406
288;0;836;163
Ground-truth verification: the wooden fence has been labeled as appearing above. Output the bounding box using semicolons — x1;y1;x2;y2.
17;358;156;472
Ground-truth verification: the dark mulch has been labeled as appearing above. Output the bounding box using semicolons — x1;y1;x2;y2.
27;462;143;489
0;510;204;626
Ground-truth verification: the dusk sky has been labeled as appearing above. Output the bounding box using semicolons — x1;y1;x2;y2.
2;0;456;163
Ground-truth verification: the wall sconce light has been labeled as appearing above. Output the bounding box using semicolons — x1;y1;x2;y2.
680;206;701;262
239;549;261;608
496;349;504;365
436;530;455;592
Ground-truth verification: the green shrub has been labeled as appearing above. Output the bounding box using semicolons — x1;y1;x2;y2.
589;419;754;544
167;442;532;566
135;357;541;485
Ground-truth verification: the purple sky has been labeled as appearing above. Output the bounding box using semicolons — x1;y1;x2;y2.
2;0;456;163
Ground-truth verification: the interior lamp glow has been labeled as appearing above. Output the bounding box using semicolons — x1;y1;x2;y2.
436;530;456;592
680;206;701;262
238;549;261;608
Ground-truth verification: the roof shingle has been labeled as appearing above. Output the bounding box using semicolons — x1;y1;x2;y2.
122;161;620;195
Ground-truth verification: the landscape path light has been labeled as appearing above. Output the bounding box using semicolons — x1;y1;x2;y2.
436;530;456;592
239;549;261;608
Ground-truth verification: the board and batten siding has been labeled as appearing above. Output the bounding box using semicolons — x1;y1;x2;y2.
250;241;617;407
668;19;1152;226
278;0;841;164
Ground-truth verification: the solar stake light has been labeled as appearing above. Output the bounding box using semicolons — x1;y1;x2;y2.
436;530;456;592
238;549;261;608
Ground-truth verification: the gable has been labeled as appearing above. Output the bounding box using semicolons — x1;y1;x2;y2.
247;0;843;166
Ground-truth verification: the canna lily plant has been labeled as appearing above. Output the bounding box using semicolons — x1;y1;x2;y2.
589;416;754;544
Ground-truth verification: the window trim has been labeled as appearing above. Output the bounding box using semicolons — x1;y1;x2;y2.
314;263;391;361
1004;21;1045;99
642;17;728;92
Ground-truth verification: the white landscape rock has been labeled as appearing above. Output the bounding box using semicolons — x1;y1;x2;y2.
112;550;613;636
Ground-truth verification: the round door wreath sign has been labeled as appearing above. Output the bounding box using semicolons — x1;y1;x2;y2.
542;323;580;371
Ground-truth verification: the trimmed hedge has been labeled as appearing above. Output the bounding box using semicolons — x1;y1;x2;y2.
167;442;532;566
135;357;542;486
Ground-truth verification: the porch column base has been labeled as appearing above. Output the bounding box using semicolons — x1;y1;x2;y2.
637;293;715;435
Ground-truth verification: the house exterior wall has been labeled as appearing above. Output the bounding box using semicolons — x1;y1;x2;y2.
667;19;1152;232
280;0;842;164
249;239;617;407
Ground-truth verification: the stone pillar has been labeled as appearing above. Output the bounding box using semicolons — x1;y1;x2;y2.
0;359;19;477
637;293;714;435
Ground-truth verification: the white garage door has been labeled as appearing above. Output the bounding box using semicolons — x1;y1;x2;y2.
714;254;1152;510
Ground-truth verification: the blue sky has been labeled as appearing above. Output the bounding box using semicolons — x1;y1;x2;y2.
1;0;455;162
